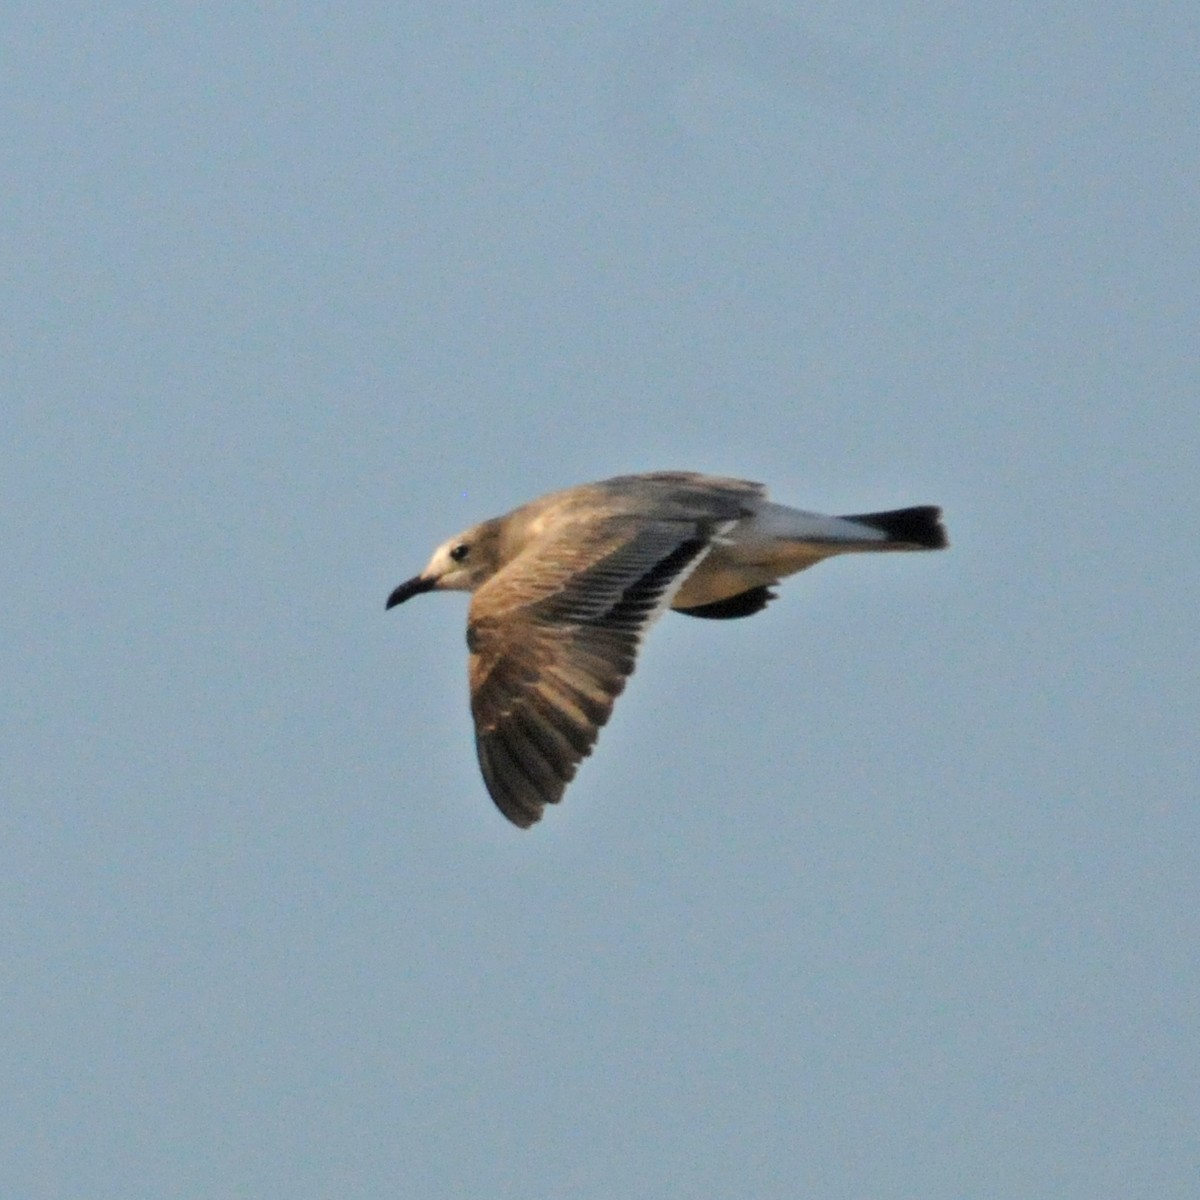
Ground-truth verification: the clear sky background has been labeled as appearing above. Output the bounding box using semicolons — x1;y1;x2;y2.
3;4;1196;1198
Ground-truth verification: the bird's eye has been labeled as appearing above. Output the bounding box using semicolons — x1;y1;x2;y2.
449;543;470;563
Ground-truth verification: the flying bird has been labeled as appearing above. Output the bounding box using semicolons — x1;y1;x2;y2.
386;471;947;828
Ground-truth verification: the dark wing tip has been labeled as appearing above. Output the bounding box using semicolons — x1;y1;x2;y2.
673;585;777;620
475;728;565;828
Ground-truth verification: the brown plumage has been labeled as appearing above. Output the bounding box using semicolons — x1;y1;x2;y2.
386;472;947;827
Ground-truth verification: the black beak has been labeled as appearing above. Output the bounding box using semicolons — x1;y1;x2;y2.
385;575;436;610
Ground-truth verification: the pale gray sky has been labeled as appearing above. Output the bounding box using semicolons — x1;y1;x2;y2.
3;4;1197;1198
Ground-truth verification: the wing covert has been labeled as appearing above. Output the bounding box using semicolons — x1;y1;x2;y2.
467;519;714;826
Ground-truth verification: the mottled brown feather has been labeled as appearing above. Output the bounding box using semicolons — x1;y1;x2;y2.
468;519;713;825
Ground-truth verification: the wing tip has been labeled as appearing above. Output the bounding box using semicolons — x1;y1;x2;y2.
672;585;777;620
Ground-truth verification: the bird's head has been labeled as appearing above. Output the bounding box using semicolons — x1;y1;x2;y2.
385;520;500;608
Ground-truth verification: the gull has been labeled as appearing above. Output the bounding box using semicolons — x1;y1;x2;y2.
386;471;947;828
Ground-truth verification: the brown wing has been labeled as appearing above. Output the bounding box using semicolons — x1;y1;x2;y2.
598;472;766;522
467;519;714;827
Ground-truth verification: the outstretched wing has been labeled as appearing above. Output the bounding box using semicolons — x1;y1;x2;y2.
467;517;718;827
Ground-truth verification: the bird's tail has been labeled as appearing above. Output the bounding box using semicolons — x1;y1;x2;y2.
839;505;948;550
